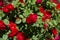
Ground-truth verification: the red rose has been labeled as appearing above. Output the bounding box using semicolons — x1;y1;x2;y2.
54;35;60;40
39;6;45;13
6;4;14;11
2;6;9;13
19;0;24;3
51;28;58;36
0;0;3;6
56;4;60;10
8;22;18;38
43;11;51;19
50;0;57;4
42;16;46;22
26;14;37;24
16;32;25;40
36;0;42;4
44;24;48;29
0;8;2;10
0;20;6;30
2;4;14;13
26;38;29;40
26;17;31;24
42;11;51;22
8;29;18;38
8;31;18;38
8;22;18;32
53;0;57;3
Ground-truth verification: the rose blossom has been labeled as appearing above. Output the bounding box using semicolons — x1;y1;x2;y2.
36;0;42;4
16;32;25;40
56;4;60;10
0;0;3;6
54;35;60;40
51;28;58;36
26;13;37;24
0;20;6;30
8;22;18;38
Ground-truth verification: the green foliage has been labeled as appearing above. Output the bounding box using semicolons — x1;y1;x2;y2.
0;0;60;40
15;19;21;24
0;10;5;20
12;0;19;7
0;34;8;40
3;19;9;25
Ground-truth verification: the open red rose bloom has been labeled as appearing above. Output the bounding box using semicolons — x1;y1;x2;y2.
0;0;60;40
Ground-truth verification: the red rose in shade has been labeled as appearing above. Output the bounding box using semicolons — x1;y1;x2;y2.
42;11;51;22
26;17;31;24
36;0;42;4
56;4;60;10
51;28;58;36
42;16;46;22
50;0;57;4
19;0;24;3
26;14;37;24
26;38;29;40
43;11;51;19
53;0;57;3
16;32;25;40
46;38;54;40
0;20;6;30
39;6;44;13
0;8;2;10
2;6;9;13
6;4;14;11
44;24;48;29
0;1;3;6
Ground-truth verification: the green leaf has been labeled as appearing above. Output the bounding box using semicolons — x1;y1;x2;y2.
48;22;53;26
32;35;38;40
13;36;16;40
19;15;24;18
3;19;9;25
15;19;21;24
31;0;36;5
3;35;8;39
37;12;43;16
23;9;32;17
41;28;45;33
12;0;19;7
33;24;40;27
0;10;5;20
36;17;42;24
0;38;4;40
52;20;57;26
22;18;26;23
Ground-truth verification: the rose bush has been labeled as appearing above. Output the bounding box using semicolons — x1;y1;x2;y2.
0;0;60;40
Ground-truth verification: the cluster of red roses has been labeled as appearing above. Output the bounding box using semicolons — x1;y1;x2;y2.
39;5;58;36
0;0;29;40
38;0;60;40
8;22;29;40
0;20;29;40
41;3;60;36
0;0;60;40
